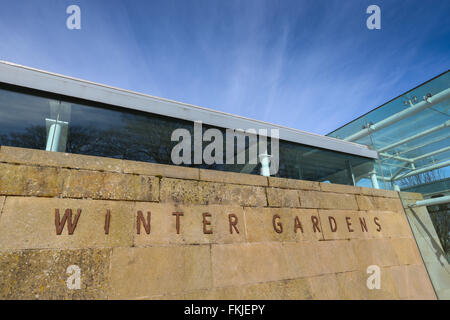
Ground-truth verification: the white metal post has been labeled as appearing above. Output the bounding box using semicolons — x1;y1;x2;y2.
46;121;62;151
259;154;271;177
370;171;380;189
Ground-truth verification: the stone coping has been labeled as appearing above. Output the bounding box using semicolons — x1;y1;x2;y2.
0;145;400;198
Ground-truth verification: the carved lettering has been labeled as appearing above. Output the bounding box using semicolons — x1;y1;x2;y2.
359;217;368;232
294;216;303;233
346;217;354;232
104;209;111;235
273;214;283;233
172;212;184;234
137;211;151;234
228;214;239;234
203;212;213;234
328;216;337;232
374;217;382;232
311;215;321;233
55;208;81;235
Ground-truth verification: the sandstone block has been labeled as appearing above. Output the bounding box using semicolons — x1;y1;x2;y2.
0;146;122;172
61;169;159;201
109;245;212;299
0;248;111;299
0;197;134;250
388;264;436;299
160;178;267;207
123;160;199;180
199;169;268;186
211;242;291;287
0;163;62;197
266;188;300;208
319;183;361;194
268;177;320;191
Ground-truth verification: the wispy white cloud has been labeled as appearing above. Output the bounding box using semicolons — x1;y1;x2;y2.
0;0;448;135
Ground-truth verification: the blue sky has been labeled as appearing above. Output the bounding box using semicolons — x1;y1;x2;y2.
0;0;449;135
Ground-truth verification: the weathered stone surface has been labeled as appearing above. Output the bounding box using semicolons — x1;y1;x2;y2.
0;197;134;250
320;183;361;194
356;195;404;212
268;177;320;191
0;196;5;217
352;239;399;268
183;278;313;300
123;160;199;180
61;169;159;201
314;240;360;274
319;192;358;210
307;274;341;299
0;163;63;197
282;241;325;278
0;248;111;299
388;264;436;299
335;270;399;300
211;242;291;287
360;186;399;198
379;211;414;238
244;208;323;242
133;203;246;246
297;190;321;208
399;191;423;201
335;271;369;300
285;239;361;277
401;197;450;300
109;246;212;299
390;238;423;265
0;146;123;172
0;146;436;300
200;169;268;186
266;188;300;208
298;191;358;210
370;188;399;198
160;178;267;207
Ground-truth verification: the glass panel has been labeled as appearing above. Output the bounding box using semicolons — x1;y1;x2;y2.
328;70;450;191
0;84;374;186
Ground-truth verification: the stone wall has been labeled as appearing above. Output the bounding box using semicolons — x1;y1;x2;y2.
0;146;436;299
399;192;450;300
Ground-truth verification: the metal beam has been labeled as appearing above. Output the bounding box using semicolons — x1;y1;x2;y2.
408;195;450;208
344;89;450;142
379;152;414;163
393;160;450;181
396;135;449;156
378;120;450;153
412;146;450;162
378;146;450;166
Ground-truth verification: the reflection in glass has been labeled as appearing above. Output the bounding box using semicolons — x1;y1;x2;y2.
0;84;374;186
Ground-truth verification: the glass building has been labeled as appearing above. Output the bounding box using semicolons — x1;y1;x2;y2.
328;70;450;195
0;61;377;186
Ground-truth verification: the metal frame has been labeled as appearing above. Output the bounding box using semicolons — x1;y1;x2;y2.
344;88;450;142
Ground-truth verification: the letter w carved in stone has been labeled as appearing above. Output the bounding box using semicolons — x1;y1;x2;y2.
55;209;82;235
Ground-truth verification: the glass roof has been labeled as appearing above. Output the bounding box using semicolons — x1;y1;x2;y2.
328;70;450;192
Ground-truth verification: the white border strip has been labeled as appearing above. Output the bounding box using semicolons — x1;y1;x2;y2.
0;61;378;159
